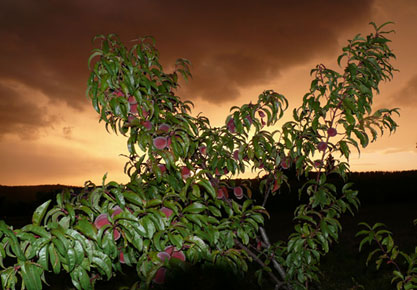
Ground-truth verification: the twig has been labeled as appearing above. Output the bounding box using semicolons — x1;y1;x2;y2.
234;239;287;289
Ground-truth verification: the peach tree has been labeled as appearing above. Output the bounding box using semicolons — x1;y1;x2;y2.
0;22;400;289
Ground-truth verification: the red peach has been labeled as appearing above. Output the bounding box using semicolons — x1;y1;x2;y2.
164;246;175;256
227;118;236;133
113;229;121;241
272;179;280;192
153;267;167;284
161;207;173;218
181;166;191;179
317;142;328;152
159;123;170;132
94;214;110;229
128;95;137;104
281;158;290;169
130;103;138;114
157;164;167;174
111;206;123;218
233;150;239;160
142;120;152;130
217;188;224;199
171;250;185;262
199;146;207;155
119;251;125;264
153;137;168;150
233;186;243;199
327;127;337;137
157;251;171;262
114;90;124;97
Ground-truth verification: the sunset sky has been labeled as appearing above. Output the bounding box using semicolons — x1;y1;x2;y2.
0;0;416;186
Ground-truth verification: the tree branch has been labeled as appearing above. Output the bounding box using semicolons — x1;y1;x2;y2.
234;239;287;290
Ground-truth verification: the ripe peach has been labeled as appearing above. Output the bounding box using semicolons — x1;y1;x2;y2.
233;186;243;199
159;123;170;132
227;118;236;133
160;207;173;218
317;142;328;152
153;267;167;284
130;103;138;114
181;166;191;179
142;120;152;130
111;206;123;218
327;127;337;137
171;250;186;262
119;251;125;264
233;150;239;160
157;251;171;262
199;146;207;155
128;95;137;104
94;213;110;229
153;136;168;150
281;158;290;169
157;164;167;174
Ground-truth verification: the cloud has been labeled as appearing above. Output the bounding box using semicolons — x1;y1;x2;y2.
384;74;417;107
0;0;375;107
62;126;73;139
0;81;57;139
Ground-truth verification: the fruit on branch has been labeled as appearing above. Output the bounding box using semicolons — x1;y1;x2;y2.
159;123;170;132
181;166;191;179
142;120;152;130
233;150;240;161
327;127;337;137
199;146;207;155
128;95;137;105
317;141;328;152
153;136;168;149
157;251;171;262
94;212;121;240
281;158;290;169
160;207;173;218
233;186;243;199
153;267;167;284
227;118;236;133
157;164;167;174
164;246;186;262
129;103;138;114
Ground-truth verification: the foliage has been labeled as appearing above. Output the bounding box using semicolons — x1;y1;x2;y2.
357;222;417;289
0;22;400;289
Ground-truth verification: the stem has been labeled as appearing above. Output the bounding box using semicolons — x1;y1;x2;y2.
234;239;288;290
260;227;289;285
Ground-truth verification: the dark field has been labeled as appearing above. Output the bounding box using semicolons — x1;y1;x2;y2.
1;170;416;289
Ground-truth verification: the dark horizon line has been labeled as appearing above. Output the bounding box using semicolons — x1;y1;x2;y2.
1;169;416;188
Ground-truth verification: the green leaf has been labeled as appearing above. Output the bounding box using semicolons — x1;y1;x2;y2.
32;200;52;226
48;242;61;274
183;202;207;214
20;262;43;290
0;220;26;261
75;218;97;241
197;179;216;199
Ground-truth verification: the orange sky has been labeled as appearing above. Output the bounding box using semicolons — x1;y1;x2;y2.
0;0;416;186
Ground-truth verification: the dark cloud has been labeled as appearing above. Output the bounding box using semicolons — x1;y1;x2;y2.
0;0;375;134
385;74;417;107
0;82;57;139
62;126;73;139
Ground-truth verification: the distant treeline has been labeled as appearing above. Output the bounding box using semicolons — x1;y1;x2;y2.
1;170;416;219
